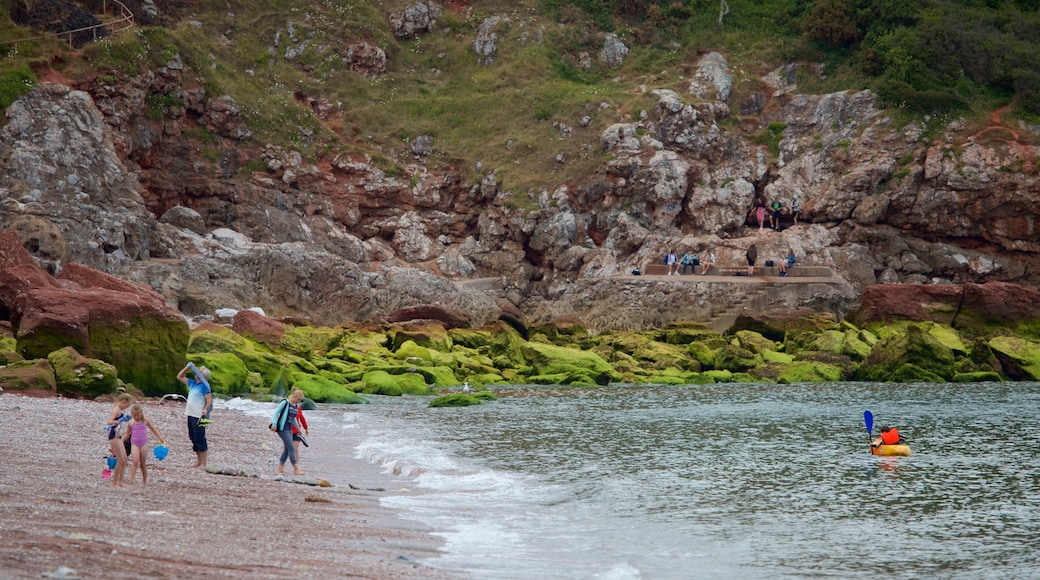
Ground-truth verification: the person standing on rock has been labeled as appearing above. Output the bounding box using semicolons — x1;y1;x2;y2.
790;196;801;226
746;243;758;276
769;198;784;229
178;364;212;468
749;200;767;231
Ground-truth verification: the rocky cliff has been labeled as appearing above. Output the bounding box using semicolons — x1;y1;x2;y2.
1;4;1038;331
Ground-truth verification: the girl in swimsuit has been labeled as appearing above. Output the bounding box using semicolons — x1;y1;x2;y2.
106;393;133;488
123;404;166;485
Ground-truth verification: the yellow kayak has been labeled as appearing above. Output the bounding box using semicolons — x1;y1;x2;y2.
871;444;911;457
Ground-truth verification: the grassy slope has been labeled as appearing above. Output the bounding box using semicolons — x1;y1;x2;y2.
1;0;1033;195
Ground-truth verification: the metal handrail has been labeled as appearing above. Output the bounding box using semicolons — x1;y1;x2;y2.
0;0;134;50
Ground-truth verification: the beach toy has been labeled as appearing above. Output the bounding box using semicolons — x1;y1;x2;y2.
101;468;112;480
106;456;117;469
154;444;169;461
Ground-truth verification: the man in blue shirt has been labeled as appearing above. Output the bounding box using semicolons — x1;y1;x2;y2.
178;364;212;468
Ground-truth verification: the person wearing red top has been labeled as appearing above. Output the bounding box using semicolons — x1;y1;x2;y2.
292;408;310;468
872;425;904;447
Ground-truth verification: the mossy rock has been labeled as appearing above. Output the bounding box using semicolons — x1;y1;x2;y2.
279;325;342;360
686;341;718;369
988;336;1040;380
360;369;431;396
528;372;572;385
390;323;452;352
87;316;189;396
412;365;459;387
429;393;484;407
472;390;498;401
856;325;955;381
804;330;845;355
0;359;57;393
334;329;391;358
776;361;844;383
520;342;621;385
467;372;507;386
702;369;735;382
189;352;251;396
761;350;794;364
734;330;776;354
188;326;250;353
662;324;722;346
394;340;434;365
0;336;23;364
47;346;119;397
952;371;1003;382
712;345;760;373
529;319;590;346
447;328;493;350
292;374;368;404
888;363;946;383
488;321;528;365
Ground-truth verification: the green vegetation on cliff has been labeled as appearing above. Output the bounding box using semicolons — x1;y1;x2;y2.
4;0;1040;195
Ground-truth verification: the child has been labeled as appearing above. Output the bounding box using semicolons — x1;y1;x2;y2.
292;408;310;469
122;404;166;485
105;393;133;488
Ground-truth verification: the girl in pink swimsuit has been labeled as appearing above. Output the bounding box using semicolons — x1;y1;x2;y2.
122;404;166;485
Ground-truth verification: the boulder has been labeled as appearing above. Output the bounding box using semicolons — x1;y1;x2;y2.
0;229;188;395
988;336;1040;380
849;282;1040;330
233;309;286;348
855;325;956;381
47;346;118;397
0;359;58;394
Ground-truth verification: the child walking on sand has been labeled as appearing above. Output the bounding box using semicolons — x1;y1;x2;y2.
122;404;166;485
106;393;133;488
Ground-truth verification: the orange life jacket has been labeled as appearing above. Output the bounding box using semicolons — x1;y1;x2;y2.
881;428;901;445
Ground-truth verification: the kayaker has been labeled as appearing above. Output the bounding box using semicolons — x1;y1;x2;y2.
871;425;904;447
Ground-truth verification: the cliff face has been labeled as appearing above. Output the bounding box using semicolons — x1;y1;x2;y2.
1;26;1037;329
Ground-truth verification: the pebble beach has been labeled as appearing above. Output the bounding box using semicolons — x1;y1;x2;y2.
0;392;452;579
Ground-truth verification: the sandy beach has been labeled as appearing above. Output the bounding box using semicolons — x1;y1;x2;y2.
0;392;453;579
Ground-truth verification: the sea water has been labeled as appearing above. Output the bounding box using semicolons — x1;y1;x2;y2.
228;382;1040;579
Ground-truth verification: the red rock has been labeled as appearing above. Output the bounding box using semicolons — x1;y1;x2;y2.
0;229;188;395
385;305;471;329
850;282;1040;326
233;309;286;348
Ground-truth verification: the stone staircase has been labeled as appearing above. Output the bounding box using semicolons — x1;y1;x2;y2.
704;284;769;333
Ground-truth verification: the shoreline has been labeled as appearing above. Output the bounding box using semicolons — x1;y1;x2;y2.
0;393;454;579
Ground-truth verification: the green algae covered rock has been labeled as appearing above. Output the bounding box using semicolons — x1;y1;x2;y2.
292;374;368;404
855;325;955;381
520;342;621;385
447;328;493;350
390;323;452;352
702;369;735;382
0;336;22;365
734;330;776;354
713;345;760;373
430;393;484;407
988;336;1040;380
280;325;342;360
413;365;460;387
776;361;844;383
359;369;432;396
189;352;251;396
952;371;1003;382
0;358;57;393
47;346;118;397
888;363;946;383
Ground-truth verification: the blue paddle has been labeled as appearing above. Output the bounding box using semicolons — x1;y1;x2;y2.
864;410;874;452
